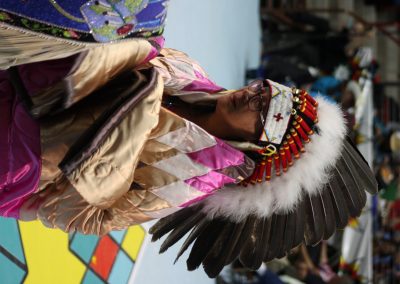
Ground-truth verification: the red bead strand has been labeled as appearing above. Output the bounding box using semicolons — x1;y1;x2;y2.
257;160;266;182
287;135;300;159
274;154;281;176
280;148;288;172
265;157;273;181
290;129;305;152
283;142;293;166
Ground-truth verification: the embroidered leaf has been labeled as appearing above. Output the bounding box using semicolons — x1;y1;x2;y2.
0;12;12;21
125;0;144;13
90;4;113;14
93;24;116;37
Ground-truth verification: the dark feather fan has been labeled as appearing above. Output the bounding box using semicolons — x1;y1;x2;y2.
149;138;378;278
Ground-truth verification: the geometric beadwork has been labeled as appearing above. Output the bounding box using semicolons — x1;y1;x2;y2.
69;225;146;283
0;217;27;284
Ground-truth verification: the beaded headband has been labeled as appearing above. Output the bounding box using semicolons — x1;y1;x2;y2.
0;0;168;43
243;81;319;185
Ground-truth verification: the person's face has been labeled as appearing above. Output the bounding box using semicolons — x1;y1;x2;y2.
212;80;271;142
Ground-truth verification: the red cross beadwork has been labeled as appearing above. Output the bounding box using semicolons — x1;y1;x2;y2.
274;113;283;121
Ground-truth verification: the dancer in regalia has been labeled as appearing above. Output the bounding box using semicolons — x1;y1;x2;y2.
0;0;377;277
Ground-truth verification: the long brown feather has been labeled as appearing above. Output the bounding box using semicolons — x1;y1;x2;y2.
335;157;365;212
274;214;290;259
216;220;248;267
149;205;201;241
343;138;378;194
224;217;256;265
327;179;350;229
280;210;298;255
293;201;306;247
174;218;210;263
259;217;273;261
264;214;286;262
159;211;206;253
341;151;368;207
202;221;236;277
238;216;265;269
304;194;324;245
319;188;336;239
329;168;360;217
186;219;225;271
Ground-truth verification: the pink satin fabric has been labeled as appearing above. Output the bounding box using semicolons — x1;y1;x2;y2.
0;71;41;218
187;138;244;170
181;138;244;205
182;70;224;93
138;36;165;66
184;171;235;194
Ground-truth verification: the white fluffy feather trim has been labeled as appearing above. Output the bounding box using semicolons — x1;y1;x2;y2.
202;96;347;221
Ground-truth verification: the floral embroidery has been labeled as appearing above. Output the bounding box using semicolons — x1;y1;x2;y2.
0;10;163;42
80;0;152;42
0;11;12;22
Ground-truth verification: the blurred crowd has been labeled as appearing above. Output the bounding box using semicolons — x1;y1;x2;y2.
219;0;400;283
217;242;353;284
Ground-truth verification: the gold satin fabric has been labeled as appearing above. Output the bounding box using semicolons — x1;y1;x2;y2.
65;39;153;106
39;69;147;189
24;110;190;235
21;89;180;234
0;25;88;70
18;40;194;234
20;177;160;235
67;76;163;208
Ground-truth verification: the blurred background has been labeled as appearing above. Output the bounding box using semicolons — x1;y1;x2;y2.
164;0;400;283
0;0;399;283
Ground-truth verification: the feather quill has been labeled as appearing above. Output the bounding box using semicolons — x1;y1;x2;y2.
343;139;377;194
339;150;368;207
293;201;306;247
319;188;336;239
327;180;350;228
329;168;360;217
280;210;298;255
304;194;324;245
